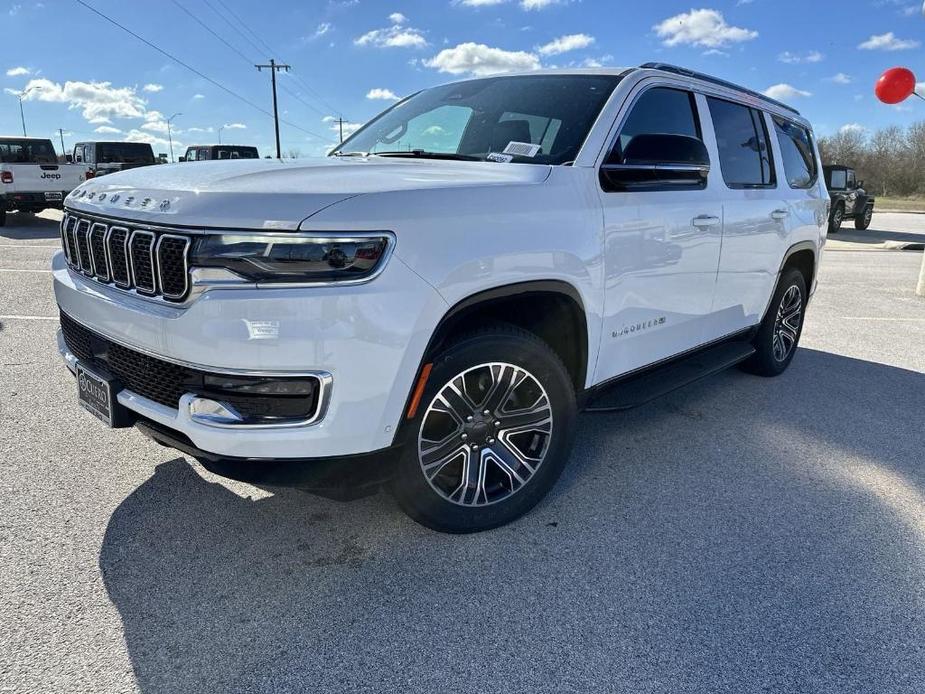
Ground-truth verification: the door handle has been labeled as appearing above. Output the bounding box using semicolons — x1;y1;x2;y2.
691;215;720;228
771;209;790;220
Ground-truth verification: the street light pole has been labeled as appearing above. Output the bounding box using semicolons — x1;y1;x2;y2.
12;85;42;137
167;112;181;163
218;126;224;145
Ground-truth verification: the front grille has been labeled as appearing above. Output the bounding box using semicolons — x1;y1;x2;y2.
59;311;322;421
60;212;190;301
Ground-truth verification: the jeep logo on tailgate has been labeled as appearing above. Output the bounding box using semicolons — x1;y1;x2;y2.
41;172;62;180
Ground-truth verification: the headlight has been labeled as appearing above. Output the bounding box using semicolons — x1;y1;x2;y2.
189;233;393;284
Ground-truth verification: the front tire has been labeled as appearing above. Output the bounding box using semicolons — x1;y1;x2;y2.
854;205;873;230
741;268;807;377
392;324;577;533
828;203;843;234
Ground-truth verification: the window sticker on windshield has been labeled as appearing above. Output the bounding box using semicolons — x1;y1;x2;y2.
503;142;541;158
487;152;514;163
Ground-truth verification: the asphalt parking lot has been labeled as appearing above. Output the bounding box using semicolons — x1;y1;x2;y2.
2;211;924;693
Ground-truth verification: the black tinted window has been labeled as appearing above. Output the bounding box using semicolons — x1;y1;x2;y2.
828;169;846;189
707;97;774;188
99;142;154;164
613;87;700;163
773;117;816;189
0;138;57;163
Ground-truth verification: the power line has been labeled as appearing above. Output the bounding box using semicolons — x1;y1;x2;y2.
73;0;329;141
169;0;255;65
213;0;275;57
200;0;268;60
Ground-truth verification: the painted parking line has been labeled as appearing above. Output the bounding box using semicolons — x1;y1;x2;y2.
842;316;925;322
0;244;59;248
0;315;58;321
0;268;53;273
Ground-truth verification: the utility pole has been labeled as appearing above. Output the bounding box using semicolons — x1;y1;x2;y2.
57;129;66;157
334;117;345;144
218;125;224;145
255;58;290;159
10;85;42;137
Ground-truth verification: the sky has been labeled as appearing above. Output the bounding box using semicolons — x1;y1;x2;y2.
2;0;925;159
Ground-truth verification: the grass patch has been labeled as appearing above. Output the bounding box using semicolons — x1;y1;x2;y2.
875;197;925;213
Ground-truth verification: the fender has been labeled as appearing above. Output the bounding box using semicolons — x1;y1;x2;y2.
758;240;818;324
393;279;589;445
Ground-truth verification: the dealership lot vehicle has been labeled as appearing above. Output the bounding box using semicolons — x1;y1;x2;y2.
53;64;827;532
72;141;157;178
824;164;875;233
180;144;259;161
0;137;85;227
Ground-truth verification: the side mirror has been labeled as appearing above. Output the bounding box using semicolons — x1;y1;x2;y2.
602;134;710;190
178;156;187;162
857;180;864;189
65;154;73;163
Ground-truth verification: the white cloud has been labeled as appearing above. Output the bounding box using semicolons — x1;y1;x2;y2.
142;83;164;93
192;93;205;99
917;82;925;96
6;66;30;77
456;0;507;5
355;15;427;48
140;110;169;134
366;87;400;100
763;83;812;101
93;125;122;134
858;32;920;51
828;73;852;84
521;0;563;8
123;129;181;152
654;9;757;48
778;50;824;64
839;123;866;135
424;42;541;76
185;126;213;133
536;33;594;56
310;22;332;40
224;122;246;129
16;77;146;122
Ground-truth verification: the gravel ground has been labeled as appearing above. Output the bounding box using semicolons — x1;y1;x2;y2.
1;211;924;693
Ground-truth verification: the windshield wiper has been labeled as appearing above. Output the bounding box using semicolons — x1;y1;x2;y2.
371;150;482;162
332;151;369;157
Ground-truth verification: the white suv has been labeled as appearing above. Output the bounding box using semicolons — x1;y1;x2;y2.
54;64;828;532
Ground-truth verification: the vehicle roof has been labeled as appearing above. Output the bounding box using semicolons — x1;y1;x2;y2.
186;144;257;148
0;135;55;141
823;164;852;171
75;141;153;146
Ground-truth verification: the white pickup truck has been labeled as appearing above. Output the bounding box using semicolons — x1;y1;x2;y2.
1;137;85;226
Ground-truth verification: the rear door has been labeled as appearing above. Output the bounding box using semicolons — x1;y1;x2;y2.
594;85;725;382
703;97;784;337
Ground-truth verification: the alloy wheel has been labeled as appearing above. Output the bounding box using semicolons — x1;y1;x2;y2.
417;362;553;507
772;285;802;362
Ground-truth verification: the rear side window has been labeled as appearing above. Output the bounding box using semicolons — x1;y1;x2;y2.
612;87;700;163
707;97;774;188
828;169;846;189
773;116;817;189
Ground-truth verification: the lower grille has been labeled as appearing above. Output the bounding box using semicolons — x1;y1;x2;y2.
59;311;322;422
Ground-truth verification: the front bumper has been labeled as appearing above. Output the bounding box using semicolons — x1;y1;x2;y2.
53;249;448;459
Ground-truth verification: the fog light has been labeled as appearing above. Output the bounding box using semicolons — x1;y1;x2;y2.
189;397;244;425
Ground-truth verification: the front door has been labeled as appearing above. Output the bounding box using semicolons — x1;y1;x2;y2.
595;86;724;383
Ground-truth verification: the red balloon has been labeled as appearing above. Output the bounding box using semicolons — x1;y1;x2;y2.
875;67;917;104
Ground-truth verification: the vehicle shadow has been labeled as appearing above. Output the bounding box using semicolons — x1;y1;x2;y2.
831;224;925;246
100;348;925;693
0;212;61;240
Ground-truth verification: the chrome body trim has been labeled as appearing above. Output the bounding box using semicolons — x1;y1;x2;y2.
127;230;157;294
105;226;132;288
155;233;191;300
88;222;110;281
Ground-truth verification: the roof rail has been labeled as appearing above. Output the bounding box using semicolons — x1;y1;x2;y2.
638;62;801;116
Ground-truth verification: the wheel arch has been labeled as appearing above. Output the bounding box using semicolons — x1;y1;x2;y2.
394;280;590;443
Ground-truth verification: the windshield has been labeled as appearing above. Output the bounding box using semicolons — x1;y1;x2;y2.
0;138;58;164
99;142;155;164
333;74;623;165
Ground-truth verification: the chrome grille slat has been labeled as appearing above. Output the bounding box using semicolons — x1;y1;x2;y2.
74;219;93;276
88;222;110;282
60;212;191;302
107;226;131;288
128;230;157;295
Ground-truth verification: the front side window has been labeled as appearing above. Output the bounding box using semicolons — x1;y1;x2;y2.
773;116;817;189
611;87;701;164
846;170;856;188
334;74;622;165
707;97;774;189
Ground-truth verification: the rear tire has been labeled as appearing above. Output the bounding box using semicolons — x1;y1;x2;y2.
391;323;577;533
741;268;807;377
854;206;873;230
0;209;6;227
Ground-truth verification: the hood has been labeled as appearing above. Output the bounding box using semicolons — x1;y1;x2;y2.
63;156;551;230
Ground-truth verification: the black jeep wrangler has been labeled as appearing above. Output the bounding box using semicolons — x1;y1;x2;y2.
823;165;874;233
